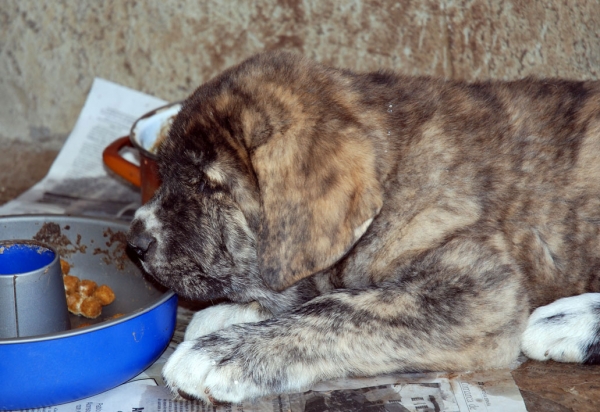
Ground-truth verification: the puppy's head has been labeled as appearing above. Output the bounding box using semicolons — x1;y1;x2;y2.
128;51;384;303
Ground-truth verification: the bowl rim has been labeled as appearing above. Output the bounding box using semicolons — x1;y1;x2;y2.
129;101;183;159
0;214;176;345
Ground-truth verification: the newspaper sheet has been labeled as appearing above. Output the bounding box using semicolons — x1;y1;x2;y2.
1;79;528;412
0;77;166;219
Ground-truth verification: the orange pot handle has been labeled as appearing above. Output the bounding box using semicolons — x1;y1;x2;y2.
102;136;141;187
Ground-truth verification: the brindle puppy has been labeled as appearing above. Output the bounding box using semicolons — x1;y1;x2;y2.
128;51;600;404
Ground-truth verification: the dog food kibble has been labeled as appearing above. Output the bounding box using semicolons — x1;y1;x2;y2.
94;284;116;305
60;258;116;319
60;258;71;275
79;279;97;296
79;296;103;319
66;292;83;313
63;274;80;294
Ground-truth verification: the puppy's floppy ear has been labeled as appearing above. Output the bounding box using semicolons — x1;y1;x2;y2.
251;126;383;291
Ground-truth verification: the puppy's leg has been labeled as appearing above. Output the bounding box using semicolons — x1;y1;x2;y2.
521;293;600;364
163;267;526;403
184;301;272;341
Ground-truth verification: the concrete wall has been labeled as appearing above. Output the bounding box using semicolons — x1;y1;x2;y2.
1;0;599;150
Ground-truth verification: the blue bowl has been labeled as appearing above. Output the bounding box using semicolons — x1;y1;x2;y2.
0;215;177;410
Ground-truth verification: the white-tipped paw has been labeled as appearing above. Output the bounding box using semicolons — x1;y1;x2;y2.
163;339;260;404
521;293;600;363
164;327;283;404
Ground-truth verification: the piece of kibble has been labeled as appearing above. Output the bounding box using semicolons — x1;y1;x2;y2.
79;279;98;296
63;274;80;294
67;292;83;315
60;258;71;275
93;284;116;305
80;296;102;319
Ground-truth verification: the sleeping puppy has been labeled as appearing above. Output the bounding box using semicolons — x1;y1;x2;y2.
128;51;600;404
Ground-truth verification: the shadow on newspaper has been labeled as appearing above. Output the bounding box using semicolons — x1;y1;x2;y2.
299;383;448;412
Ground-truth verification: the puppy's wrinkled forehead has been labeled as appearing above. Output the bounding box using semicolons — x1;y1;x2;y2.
156;50;330;183
158;95;255;189
159;118;220;181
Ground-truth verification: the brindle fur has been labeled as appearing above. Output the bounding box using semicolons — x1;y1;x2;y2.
128;51;600;403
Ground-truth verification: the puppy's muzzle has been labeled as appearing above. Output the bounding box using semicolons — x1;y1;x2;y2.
128;220;156;261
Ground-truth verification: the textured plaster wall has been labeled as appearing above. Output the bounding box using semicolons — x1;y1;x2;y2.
1;0;599;149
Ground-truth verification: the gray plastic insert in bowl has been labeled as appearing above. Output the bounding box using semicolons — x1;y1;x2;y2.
0;240;70;339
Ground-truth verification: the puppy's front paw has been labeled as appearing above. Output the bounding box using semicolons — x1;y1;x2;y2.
522;293;600;364
184;302;271;341
163;330;271;404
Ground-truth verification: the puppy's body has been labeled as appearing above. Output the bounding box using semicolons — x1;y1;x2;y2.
128;52;600;403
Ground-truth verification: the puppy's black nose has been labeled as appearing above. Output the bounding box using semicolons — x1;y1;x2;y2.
128;232;156;261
